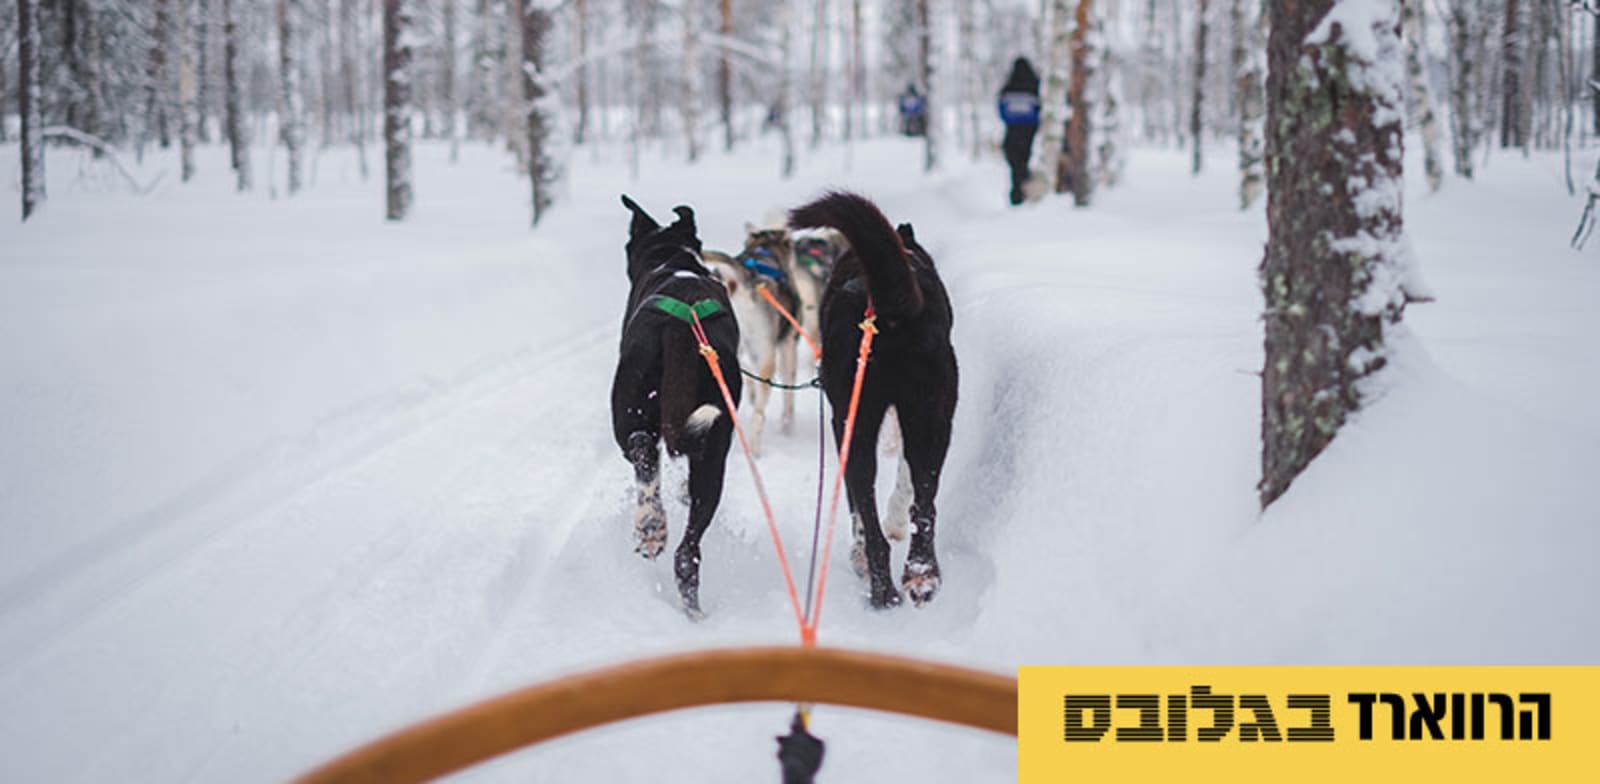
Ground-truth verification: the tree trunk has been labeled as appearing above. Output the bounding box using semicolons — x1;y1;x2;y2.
224;0;253;191
1501;0;1524;148
179;0;198;182
444;0;460;161
1191;0;1208;174
575;0;591;145
916;0;936;171
197;0;213;143
1031;0;1072;196
340;0;369;178
19;0;44;220
279;0;305;195
1260;0;1410;508
1064;0;1094;201
719;0;734;150
681;0;703;162
66;0;105;140
1402;0;1442;191
846;0;863;143
1592;11;1599;137
778;0;797;177
518;0;554;225
1233;0;1266;208
384;0;414;220
1445;0;1478;179
148;0;174;150
809;0;830;148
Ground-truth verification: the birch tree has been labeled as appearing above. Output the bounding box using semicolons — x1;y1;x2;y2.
1260;0;1411;507
224;0;253;191
147;0;174;150
1065;0;1095;202
1402;0;1442;191
681;0;703;162
1031;0;1072;197
19;0;44;220
718;0;734;150
279;0;306;195
917;0;937;171
778;0;797;176
179;0;198;181
443;0;460;161
1234;0;1265;208
1191;0;1209;174
1502;0;1525;148
384;0;413;220
575;0;592;144
517;0;555;224
1445;0;1480;178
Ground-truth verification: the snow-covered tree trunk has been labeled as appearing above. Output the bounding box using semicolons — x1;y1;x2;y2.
1234;0;1265;208
179;0;199;182
65;0;105;140
223;0;252;191
917;0;937;171
1097;19;1127;188
1402;0;1442;191
148;0;174;151
1191;0;1208;174
1592;11;1599;137
1445;0;1478;178
681;0;704;162
718;0;735;151
384;0;414;220
279;0;306;196
778;0;797;176
958;0;981;159
517;0;554;224
847;0;863;142
444;0;460;162
18;0;44;220
1260;0;1410;508
1502;0;1525;148
1065;0;1095;202
340;0;369;178
197;0;213;143
1031;0;1073;196
469;0;502;140
808;0;830;148
575;0;592;145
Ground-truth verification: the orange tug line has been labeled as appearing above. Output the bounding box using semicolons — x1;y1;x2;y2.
757;283;823;362
688;303;875;647
687;309;807;637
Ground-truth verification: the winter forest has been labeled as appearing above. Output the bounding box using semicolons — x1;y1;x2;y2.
2;0;1598;781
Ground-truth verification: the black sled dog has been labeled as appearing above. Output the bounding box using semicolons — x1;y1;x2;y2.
790;192;958;609
612;195;742;617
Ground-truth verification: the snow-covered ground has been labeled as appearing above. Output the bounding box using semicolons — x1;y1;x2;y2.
1;134;1596;782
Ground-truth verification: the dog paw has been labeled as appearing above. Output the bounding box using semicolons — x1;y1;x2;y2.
883;508;911;542
902;556;941;607
849;538;870;580
634;506;667;560
870;581;903;610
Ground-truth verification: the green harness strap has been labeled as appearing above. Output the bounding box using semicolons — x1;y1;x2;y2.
653;295;725;324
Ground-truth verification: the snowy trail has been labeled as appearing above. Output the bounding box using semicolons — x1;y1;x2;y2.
3;138;1597;782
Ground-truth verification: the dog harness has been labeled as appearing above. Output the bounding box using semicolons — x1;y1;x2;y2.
739;247;788;282
650;294;726;324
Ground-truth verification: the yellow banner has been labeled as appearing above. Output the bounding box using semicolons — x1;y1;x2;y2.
1018;666;1600;783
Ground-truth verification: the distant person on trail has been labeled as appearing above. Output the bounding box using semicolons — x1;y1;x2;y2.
898;83;927;137
997;57;1041;206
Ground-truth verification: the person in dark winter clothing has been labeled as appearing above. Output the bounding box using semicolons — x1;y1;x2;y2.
898;83;927;137
997;57;1041;205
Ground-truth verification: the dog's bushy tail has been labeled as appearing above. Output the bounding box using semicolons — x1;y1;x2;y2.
789;191;924;321
659;325;720;457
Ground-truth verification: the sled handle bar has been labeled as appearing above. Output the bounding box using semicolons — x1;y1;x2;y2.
296;645;1017;783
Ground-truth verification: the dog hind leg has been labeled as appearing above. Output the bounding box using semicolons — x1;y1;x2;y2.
676;419;732;619
896;404;951;607
882;408;912;541
626;431;668;560
836;402;899;608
